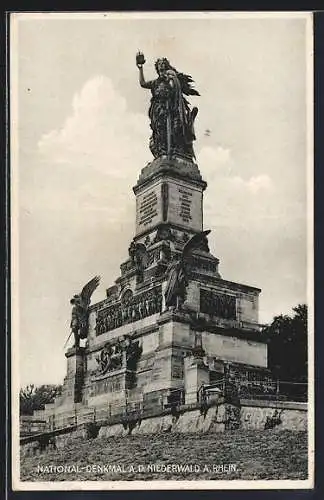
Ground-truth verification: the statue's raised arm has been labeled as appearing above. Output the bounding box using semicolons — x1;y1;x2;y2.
136;52;153;90
136;52;200;160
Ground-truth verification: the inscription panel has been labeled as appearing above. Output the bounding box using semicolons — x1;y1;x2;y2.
136;179;203;234
136;183;162;233
168;182;202;230
89;374;124;397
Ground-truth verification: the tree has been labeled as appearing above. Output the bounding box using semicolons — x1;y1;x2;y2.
19;384;62;416
262;304;308;384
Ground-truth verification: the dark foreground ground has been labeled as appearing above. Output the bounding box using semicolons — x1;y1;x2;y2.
20;429;308;481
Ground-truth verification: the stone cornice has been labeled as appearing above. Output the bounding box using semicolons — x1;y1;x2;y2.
133;222;203;241
87;324;160;354
157;309;265;343
133;157;207;193
191;272;261;294
200;323;266;344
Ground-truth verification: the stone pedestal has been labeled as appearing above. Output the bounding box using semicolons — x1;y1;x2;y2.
184;356;210;405
184;332;210;405
133;157;207;242
61;347;86;404
86;367;132;407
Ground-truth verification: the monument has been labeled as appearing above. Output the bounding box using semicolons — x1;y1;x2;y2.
44;53;274;424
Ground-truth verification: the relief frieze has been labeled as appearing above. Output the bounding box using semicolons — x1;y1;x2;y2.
96;285;162;335
200;289;237;320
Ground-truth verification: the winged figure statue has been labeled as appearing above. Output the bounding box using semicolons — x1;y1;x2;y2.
164;230;211;310
66;276;101;348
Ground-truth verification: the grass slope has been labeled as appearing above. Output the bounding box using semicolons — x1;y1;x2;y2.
21;429;308;482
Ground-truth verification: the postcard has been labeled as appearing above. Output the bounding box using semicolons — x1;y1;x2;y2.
10;11;314;491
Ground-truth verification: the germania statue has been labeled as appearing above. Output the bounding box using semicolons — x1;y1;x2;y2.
136;52;200;160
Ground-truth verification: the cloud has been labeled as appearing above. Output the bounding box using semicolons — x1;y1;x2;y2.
38;75;149;178
23;76;151;221
198;143;275;230
230;174;273;194
198;144;306;328
197;145;231;168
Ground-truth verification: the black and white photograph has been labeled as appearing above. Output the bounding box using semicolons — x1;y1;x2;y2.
10;11;314;490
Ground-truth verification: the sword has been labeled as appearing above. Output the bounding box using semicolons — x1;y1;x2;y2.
63;330;73;349
166;101;171;159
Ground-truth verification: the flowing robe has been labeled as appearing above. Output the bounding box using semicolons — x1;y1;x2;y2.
164;260;188;308
148;72;196;159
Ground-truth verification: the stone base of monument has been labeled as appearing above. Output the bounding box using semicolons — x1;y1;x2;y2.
51;400;307;447
55;347;86;406
31;152;281;433
20;399;308;456
37;300;276;430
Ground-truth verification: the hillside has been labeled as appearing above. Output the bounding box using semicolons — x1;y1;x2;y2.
20;429;308;482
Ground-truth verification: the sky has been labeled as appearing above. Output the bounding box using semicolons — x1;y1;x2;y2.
11;13;312;387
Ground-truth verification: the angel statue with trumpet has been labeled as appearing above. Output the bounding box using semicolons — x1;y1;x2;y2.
136;51;200;160
64;276;100;349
